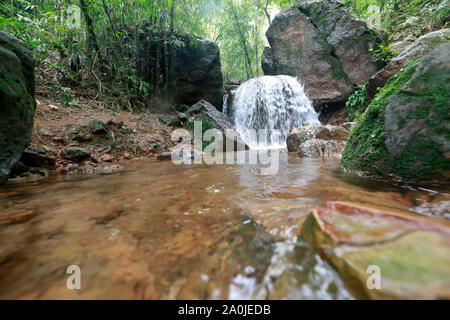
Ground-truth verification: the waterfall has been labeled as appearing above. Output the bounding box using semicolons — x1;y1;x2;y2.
223;95;228;116
226;75;321;149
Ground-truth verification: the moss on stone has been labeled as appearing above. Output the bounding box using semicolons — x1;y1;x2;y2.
327;53;348;80
343;42;450;181
342;60;420;176
391;136;449;180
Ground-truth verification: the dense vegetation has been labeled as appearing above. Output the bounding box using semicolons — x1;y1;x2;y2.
0;0;448;110
344;0;449;40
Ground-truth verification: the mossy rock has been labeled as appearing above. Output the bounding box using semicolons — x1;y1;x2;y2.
0;32;35;183
342;43;450;181
185;100;248;152
299;202;450;299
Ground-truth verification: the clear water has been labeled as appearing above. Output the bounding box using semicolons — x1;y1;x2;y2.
0;154;447;299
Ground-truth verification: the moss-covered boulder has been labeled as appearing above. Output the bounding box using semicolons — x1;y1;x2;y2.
0;32;36;184
300;202;450;299
262;0;384;110
342;43;450;181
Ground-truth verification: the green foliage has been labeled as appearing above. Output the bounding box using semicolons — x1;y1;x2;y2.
1;0;446;110
343;0;450;41
0;0;294;106
369;43;400;66
205;0;295;82
345;85;368;121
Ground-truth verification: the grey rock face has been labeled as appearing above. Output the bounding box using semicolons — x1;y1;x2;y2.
262;0;383;110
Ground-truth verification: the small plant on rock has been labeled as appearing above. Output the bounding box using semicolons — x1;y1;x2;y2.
345;85;368;122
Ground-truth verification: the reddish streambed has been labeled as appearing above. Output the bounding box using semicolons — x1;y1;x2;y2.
0;152;448;299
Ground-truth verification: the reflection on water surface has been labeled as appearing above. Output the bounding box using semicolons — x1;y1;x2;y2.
0;152;448;299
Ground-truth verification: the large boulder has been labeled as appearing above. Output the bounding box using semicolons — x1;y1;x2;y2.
367;29;450;99
0;32;36;184
262;0;384;111
138;31;223;110
342;43;450;181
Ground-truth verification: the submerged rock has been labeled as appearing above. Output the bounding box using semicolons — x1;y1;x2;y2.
412;200;450;220
0;32;36;183
262;0;383;110
287;124;349;157
342;43;450;181
300;201;450;299
367;29;450;99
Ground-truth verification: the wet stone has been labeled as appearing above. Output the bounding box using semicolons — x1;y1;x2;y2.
20;146;56;169
61;147;91;162
157;152;172;161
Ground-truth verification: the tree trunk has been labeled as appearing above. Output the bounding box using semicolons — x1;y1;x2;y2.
79;0;102;62
101;0;120;70
230;2;252;80
135;8;140;78
169;1;176;94
263;0;271;25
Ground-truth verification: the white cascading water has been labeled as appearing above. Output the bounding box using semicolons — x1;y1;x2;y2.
226;75;321;149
